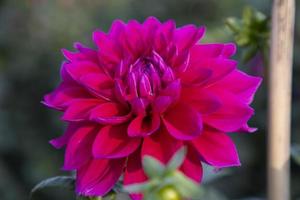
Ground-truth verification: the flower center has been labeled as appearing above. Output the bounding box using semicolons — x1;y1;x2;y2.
114;51;180;115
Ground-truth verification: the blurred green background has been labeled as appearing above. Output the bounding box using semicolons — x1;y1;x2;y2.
0;0;299;199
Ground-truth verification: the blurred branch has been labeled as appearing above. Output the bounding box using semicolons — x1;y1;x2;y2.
267;0;295;200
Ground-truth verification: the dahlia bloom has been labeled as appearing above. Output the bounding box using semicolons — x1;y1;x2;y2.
43;17;261;199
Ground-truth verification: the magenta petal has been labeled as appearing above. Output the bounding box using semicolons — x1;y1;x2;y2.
139;74;152;98
203;91;254;132
128;72;139;98
238;124;258;133
74;42;98;58
174;25;205;51
62;43;98;63
191;128;241;168
143;17;161;47
162;67;175;83
180;145;203;182
60;62;75;83
126;20;145;55
90;102;131;125
159;79;181;100
118;20;144;57
79;73;113;91
143;16;161;29
130;98;150;116
163;103;203;140
154;20;176;53
76;158;126;196
190;44;224;59
205;59;237;85
172;50;190;73
76;159;111;192
63;123;99;170
181;66;212;86
115;60;128;78
64;61;102;81
114;79;127;103
124;149;147;200
50;122;80;149
212;70;262;104
127;113;160;137
153;96;172;113
62;49;78;62
61;49;95;63
189;43;236;59
62;99;103;122
42;82;91;111
108;19;126;39
79;73;114;100
142;127;183;164
181;87;222;114
221;43;236;57
93;124;141;158
160;20;176;42
185;51;241;86
74;42;99;63
93;31;122;63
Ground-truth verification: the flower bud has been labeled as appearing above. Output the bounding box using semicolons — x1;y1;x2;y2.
158;185;182;200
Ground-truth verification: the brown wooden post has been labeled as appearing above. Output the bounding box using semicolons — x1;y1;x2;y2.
268;0;295;200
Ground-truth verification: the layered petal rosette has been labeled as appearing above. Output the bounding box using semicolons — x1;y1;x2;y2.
43;17;262;199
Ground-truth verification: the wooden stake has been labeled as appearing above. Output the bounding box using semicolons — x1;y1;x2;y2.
268;0;295;200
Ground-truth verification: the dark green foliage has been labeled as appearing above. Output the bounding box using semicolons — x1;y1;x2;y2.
225;6;270;64
30;176;75;199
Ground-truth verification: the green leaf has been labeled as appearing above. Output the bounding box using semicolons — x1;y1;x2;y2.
144;191;160;200
103;192;116;200
255;11;267;23
166;146;187;172
225;17;241;33
30;176;75;199
242;6;253;26
242;45;258;63
142;156;166;178
123;181;157;193
291;144;300;165
170;171;203;199
235;35;250;47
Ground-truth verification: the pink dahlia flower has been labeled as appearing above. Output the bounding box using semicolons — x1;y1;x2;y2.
43;17;262;199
